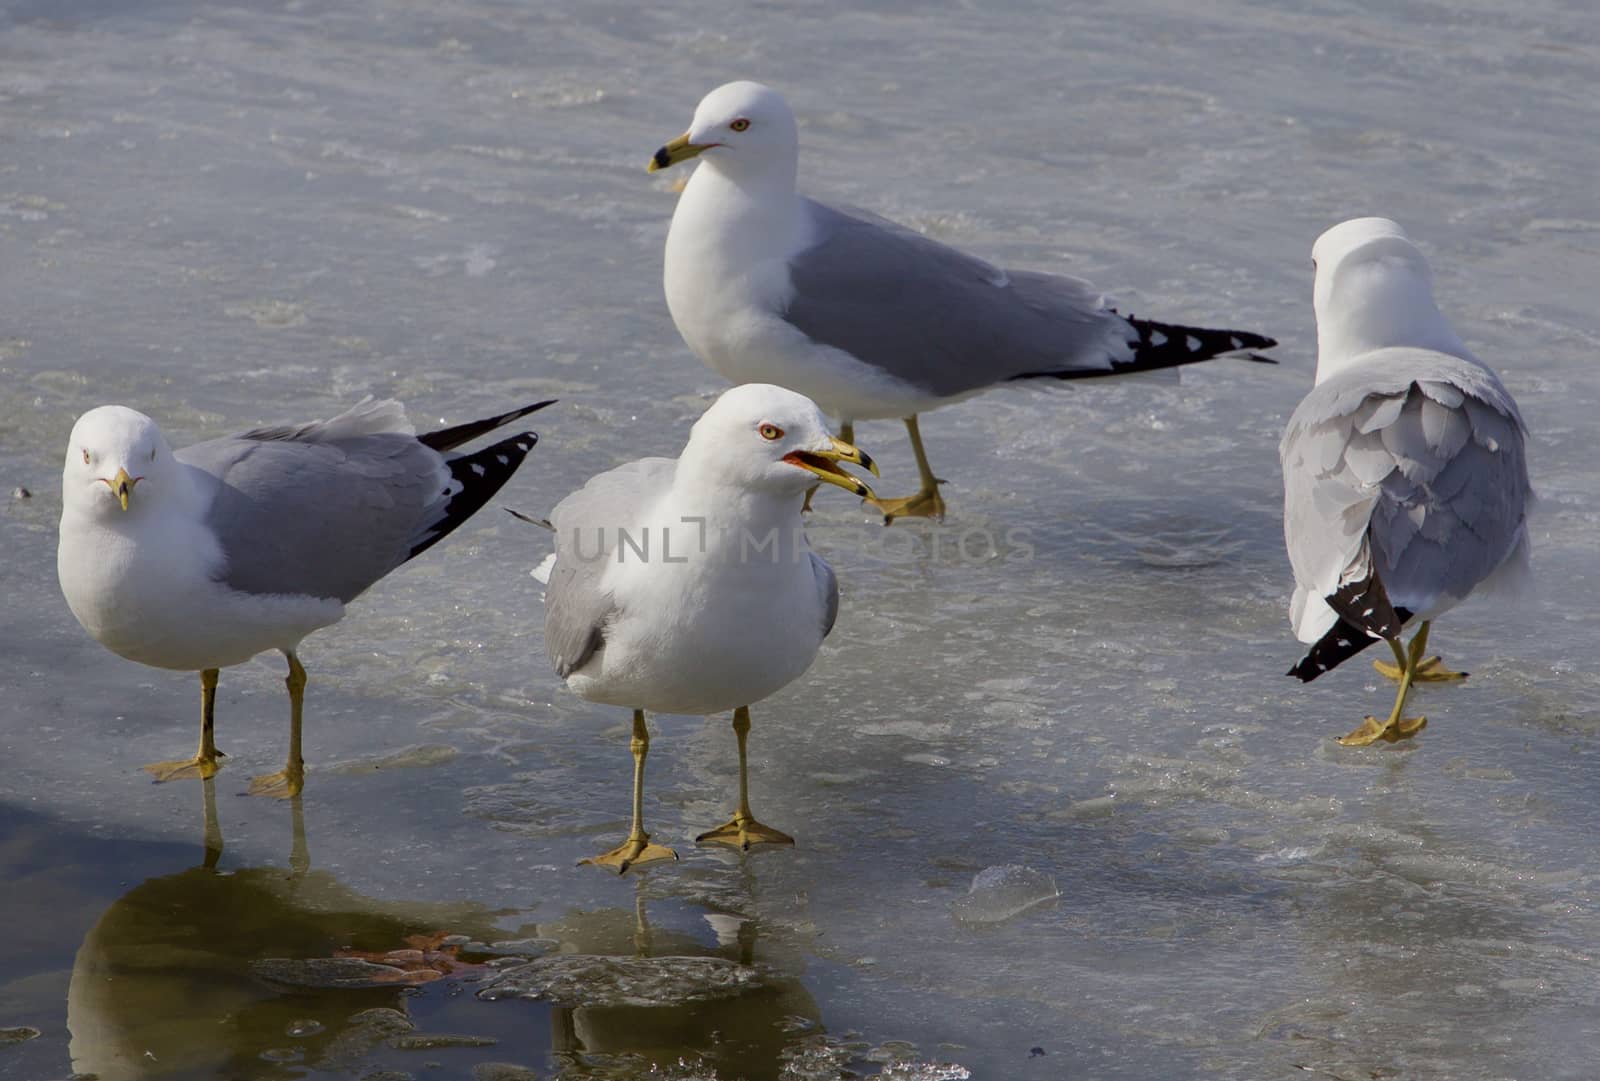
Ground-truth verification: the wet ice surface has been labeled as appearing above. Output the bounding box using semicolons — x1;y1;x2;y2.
2;1;1599;1078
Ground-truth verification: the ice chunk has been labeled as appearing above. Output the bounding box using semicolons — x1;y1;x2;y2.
951;865;1059;925
389;1032;499;1050
478;954;764;1008
880;1065;973;1081
473;1065;541;1081
323;743;459;775
251;957;438;988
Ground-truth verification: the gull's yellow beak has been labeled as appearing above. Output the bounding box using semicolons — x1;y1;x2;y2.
648;132;713;173
784;436;880;499
106;467;138;511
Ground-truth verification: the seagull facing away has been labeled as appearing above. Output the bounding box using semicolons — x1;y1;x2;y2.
537;383;877;873
1282;218;1533;745
57;397;553;796
649;80;1276;522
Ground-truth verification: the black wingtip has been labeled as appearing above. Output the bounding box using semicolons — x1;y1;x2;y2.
407;429;541;561
1011;318;1279;382
1325;574;1407;643
1288;602;1415;684
418;399;558;452
504;506;554;531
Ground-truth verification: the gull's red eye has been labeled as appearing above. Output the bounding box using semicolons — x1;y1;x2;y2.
759;423;783;441
730;118;751;133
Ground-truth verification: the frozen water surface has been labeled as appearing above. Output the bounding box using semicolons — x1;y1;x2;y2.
2;0;1599;1078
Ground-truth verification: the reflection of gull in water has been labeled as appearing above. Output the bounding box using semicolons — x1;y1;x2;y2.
66;782;507;1080
483;876;820;1081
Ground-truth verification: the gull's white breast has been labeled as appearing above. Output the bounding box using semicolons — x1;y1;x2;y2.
57;502;341;672
565;507;827;716
664;167;940;422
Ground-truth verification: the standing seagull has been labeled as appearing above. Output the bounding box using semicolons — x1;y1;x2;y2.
649;80;1276;521
1282;218;1533;745
57;396;553;796
537;383;876;872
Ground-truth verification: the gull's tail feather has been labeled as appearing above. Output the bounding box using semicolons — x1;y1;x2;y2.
419;400;556;452
1288;567;1413;683
409;431;539;560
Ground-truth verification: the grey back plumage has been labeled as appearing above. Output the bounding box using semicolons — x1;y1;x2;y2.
1282;347;1531;620
782;200;1132;398
179;429;446;605
544;457;677;678
177;397;544;606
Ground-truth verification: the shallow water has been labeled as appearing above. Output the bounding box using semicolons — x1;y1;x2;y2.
3;1;1599;1078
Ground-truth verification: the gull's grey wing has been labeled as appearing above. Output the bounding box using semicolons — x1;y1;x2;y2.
178;431;446;604
1281;346;1531;642
544;457;677;678
781;200;1127;398
810;551;838;638
179;398;542;604
781;200;1274;399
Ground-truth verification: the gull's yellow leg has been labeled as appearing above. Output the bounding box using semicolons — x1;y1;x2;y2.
249;653;307;799
1372;620;1468;682
1339;637;1427;745
1404;620;1468;682
584;710;678;873
697;706;795;851
867;415;946;523
144;668;226;782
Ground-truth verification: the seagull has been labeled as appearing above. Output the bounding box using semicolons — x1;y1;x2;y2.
648;80;1276;522
57;396;553;796
535;383;877;872
1282;218;1533;745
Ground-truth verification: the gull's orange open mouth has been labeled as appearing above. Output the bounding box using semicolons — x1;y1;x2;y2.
783;437;878;499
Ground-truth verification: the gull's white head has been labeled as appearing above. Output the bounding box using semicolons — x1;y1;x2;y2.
1311;216;1469;381
679;383;877;501
61;405;178;519
648;81;798;182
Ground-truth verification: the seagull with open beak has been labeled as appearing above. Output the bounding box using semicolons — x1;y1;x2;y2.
533;383;877;872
